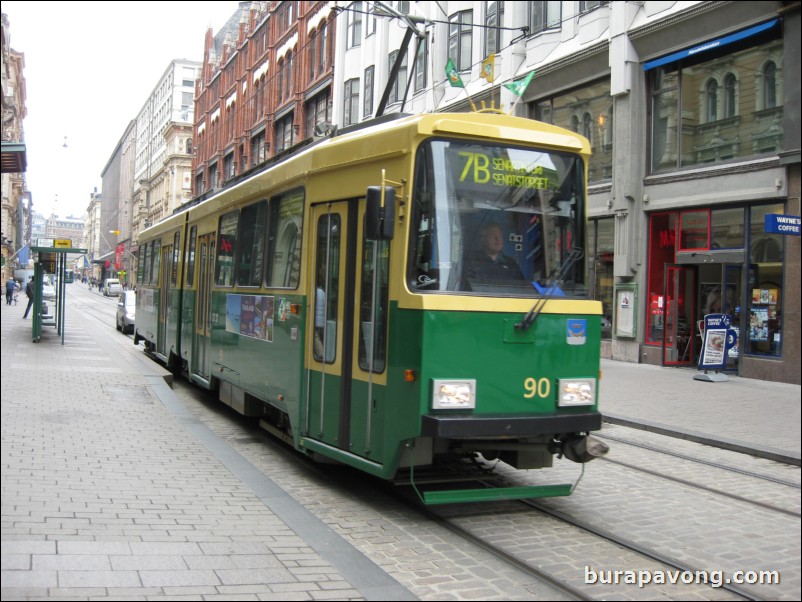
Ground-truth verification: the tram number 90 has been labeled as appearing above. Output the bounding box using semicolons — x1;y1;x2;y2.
524;377;551;399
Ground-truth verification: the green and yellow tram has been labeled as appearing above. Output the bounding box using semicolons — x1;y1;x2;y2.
135;111;604;504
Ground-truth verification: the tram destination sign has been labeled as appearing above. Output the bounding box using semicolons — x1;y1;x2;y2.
765;214;801;236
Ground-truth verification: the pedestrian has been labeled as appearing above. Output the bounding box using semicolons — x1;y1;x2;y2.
5;278;18;305
23;276;35;319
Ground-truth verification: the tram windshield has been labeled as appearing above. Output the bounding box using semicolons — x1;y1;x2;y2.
409;139;588;297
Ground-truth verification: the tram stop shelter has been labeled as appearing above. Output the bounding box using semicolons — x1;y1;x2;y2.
30;242;87;344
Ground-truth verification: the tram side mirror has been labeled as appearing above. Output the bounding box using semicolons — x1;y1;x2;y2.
365;186;395;240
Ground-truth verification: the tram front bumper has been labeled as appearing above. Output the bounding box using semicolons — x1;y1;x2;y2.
420;412;602;438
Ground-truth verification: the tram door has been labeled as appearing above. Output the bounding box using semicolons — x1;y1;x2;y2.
157;243;172;358
663;265;695;365
192;234;215;383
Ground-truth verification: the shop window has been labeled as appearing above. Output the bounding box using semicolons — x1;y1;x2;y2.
710;207;744;249
645;213;677;344
745;203;784;358
678;210;709;250
589;218;614;339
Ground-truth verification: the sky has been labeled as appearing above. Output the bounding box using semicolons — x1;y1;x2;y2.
4;1;241;219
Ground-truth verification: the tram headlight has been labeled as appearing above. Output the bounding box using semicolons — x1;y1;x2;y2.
557;378;596;406
431;379;476;410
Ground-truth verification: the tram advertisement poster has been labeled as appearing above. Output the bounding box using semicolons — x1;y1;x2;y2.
699;313;737;370
226;294;274;342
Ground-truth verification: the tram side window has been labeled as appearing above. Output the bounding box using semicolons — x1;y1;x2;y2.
236;200;268;286
186;226;197;286
314;213;340;363
215;211;239;287
358;235;389;373
171;232;180;286
266;188;304;288
151;240;161;286
143;243;152;285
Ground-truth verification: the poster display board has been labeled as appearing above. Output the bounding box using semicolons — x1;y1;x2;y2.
698;313;738;371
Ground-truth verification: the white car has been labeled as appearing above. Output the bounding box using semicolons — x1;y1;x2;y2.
116;290;136;334
41;283;56;301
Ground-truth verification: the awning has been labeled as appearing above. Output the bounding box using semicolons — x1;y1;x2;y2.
643;19;780;71
1;141;27;173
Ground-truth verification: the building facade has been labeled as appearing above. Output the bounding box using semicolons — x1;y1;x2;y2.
1;11;28;282
325;0;800;384
192;1;335;197
188;1;799;384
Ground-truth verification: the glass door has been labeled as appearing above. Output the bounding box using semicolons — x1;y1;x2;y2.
663;265;695;365
722;264;742;371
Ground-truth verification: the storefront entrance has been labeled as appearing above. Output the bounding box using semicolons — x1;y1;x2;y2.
674;257;744;371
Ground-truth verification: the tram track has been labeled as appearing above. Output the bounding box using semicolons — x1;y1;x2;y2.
592;431;801;518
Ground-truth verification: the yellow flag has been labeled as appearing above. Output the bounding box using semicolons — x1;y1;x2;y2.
481;54;495;83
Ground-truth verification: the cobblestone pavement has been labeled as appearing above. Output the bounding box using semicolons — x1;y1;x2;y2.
2;286;800;601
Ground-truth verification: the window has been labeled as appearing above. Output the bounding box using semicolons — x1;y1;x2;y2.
306;90;331;138
359;235;390;371
724;73;737;118
580;1;609;11
209;162;219;190
347;1;362;49
388;50;408;104
678;210;709;250
215;211;238;287
649;33;783;171
182;67;195;87
251;131;267;166
706;79;718;122
533;79;613;183
763;61;777;109
485;1;504;56
309;24;328;80
364;66;374;118
529;1;561;35
710;207;744;249
414;38;427;93
746;203;784;358
275;113;294;153
278;52;293;101
224;151;235;181
236;200;268;286
266;189;304;288
448;11;473;71
151;240;161;286
588;218;614;340
171;232;180;286
314;213;340;363
186;226;197;286
344;78;360;126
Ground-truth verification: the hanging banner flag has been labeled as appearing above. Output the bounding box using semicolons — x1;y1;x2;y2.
504;71;535;97
445;58;464;88
481;54;495;83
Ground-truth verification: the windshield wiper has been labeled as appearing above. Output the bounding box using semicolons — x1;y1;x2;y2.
515;247;584;331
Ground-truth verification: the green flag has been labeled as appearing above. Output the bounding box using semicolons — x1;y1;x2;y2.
445;58;464;88
503;71;534;97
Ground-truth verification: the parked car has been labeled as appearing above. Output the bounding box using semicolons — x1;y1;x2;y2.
116;290;136;334
41;283;56;301
103;278;123;297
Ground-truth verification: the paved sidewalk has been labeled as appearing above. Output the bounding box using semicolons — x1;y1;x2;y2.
1;294;413;601
600;359;801;465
